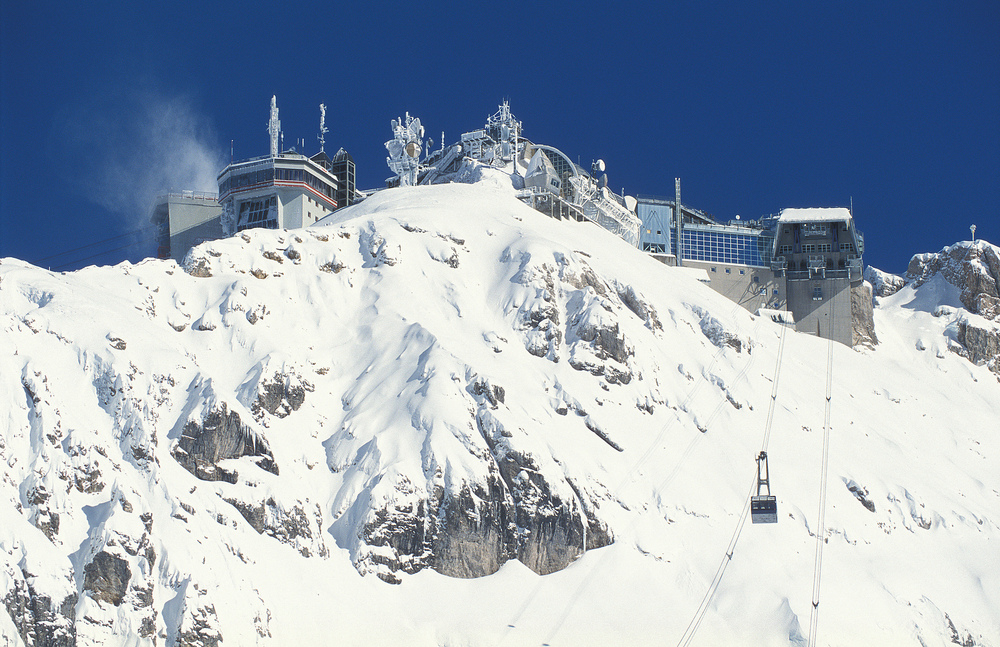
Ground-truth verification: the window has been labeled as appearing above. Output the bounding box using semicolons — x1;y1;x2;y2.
739;269;745;275
818;243;832;253
773;289;779;295
237;196;278;232
812;285;823;300
803;244;817;253
725;268;731;274
711;267;717;272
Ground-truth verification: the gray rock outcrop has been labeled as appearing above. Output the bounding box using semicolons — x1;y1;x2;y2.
852;281;878;348
864;266;905;298
907;241;1000;374
172;403;278;483
956;319;1000;375
3;574;76;647
907;241;1000;319
83;551;131;606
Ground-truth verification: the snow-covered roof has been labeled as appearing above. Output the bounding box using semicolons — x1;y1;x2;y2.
778;207;852;224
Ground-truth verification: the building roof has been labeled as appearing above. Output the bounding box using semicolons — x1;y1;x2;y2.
778;207;852;224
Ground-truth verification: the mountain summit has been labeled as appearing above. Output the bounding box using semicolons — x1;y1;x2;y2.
2;174;998;645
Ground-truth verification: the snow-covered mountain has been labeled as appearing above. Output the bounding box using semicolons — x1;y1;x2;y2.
2;171;998;646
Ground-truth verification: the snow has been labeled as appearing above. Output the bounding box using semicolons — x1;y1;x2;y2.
2;176;999;646
778;208;852;224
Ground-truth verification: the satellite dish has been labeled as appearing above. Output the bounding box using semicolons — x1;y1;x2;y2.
405;142;420;158
594;159;606;173
736;215;741;220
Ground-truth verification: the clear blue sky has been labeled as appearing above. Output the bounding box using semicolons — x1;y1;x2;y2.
2;1;997;273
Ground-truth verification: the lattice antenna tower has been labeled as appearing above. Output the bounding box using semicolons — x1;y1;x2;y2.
268;95;281;157
318;103;328;152
487;100;521;163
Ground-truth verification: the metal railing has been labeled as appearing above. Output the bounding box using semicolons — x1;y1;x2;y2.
156;191;219;202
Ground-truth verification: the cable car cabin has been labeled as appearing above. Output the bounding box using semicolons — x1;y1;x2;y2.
751;451;778;524
751;495;778;524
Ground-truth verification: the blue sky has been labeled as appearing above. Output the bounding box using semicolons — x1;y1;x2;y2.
2;1;997;273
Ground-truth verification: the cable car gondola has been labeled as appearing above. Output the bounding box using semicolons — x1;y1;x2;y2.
751;451;777;524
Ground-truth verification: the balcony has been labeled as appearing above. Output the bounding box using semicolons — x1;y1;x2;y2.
808;255;826;277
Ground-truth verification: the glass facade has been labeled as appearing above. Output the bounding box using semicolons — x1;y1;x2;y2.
220;167;274;196
679;227;772;267
220;161;336;203
237;196;278;231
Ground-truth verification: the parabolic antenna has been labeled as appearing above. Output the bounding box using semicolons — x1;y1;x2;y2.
405;142;420;158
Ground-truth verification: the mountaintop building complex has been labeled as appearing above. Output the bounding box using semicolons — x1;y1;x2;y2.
154;97;866;347
637;190;865;346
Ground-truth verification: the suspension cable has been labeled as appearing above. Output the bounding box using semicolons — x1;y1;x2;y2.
807;330;836;646
674;321;788;647
501;299;772;646
29;224;160;265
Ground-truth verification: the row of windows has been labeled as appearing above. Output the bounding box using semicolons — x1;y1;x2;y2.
237;196;278;232
303;170;335;200
220;165;336;202
220;167;274;195
680;230;771;267
276;167;304;182
781;242;854;255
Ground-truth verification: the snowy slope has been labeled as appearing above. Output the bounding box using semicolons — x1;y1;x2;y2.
2;172;998;646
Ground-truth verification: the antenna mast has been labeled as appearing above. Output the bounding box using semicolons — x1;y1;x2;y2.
318;103;328;152
268;95;281;157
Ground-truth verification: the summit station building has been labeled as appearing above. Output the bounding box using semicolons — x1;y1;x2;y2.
638;191;865;346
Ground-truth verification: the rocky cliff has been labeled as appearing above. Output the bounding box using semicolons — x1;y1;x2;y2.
906;240;1000;374
851;281;878;348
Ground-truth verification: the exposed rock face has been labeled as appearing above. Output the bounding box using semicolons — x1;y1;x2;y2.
955;319;1000;374
695;307;750;353
852;281;878;348
864;266;905;298
907;241;1000;373
174;585;223;647
3;574;77;647
251;372;311;419
352;404;614;583
907;241;1000;320
224;496;329;558
172;403;278;482
83;551;131;606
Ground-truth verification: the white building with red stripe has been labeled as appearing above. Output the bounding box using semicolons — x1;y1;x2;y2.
217;96;339;234
217;150;338;234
